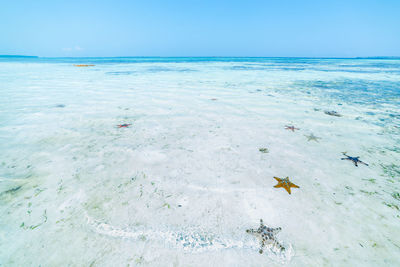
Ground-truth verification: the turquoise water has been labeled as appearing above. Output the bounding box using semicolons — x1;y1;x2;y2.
0;57;399;266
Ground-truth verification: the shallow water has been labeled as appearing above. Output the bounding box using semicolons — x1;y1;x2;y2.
0;57;399;266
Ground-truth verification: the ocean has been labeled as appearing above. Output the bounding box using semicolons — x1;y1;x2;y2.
0;57;399;266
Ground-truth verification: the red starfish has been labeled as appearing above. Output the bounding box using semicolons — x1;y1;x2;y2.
285;125;300;132
117;124;131;128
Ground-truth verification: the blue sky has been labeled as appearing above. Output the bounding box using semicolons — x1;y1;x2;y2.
0;0;399;57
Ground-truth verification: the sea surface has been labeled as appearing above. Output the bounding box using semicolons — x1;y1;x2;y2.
0;57;399;266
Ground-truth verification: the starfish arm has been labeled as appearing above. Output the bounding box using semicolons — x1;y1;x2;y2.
272;227;282;234
259;240;265;254
290;183;300;188
285;186;292;194
246;229;256;233
260;219;264;227
360;161;369;166
274;240;285;252
274;184;283;188
273;177;282;182
354;162;358;167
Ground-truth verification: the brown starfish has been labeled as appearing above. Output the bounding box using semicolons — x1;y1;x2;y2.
273;176;300;194
285;125;300;132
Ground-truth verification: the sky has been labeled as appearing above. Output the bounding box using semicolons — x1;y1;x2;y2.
0;0;399;57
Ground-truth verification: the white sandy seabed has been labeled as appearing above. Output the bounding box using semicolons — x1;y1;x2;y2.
0;59;400;266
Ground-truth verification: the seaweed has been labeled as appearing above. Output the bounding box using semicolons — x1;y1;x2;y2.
57;180;64;194
383;202;400;210
360;190;379;195
362;178;376;183
324;110;342;117
135;256;144;264
34;188;45;197
392;192;400;201
20;210;48;230
3;186;22;194
57;184;64;193
381;164;400;179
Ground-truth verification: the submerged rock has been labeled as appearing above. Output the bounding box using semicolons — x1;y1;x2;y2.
324;110;342;117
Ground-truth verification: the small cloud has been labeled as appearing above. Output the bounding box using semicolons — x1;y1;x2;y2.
62;46;84;52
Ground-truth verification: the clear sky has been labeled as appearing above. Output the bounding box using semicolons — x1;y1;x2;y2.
1;0;399;57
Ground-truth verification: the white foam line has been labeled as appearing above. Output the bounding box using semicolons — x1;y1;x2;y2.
85;212;293;261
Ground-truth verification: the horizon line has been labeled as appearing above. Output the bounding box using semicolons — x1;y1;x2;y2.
1;55;400;59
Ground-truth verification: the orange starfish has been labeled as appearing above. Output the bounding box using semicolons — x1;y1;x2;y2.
273;176;299;194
